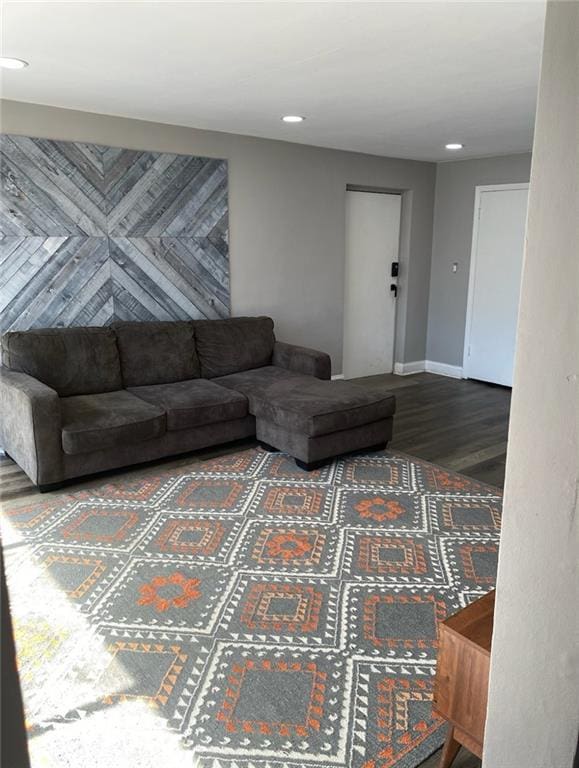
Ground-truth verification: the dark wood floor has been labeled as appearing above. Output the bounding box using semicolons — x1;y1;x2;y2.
366;372;510;489
0;372;510;768
0;372;510;506
358;373;510;768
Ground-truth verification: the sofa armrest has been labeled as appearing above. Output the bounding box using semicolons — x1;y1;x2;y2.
0;368;63;486
272;341;331;380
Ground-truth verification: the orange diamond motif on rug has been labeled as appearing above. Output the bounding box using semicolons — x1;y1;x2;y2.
0;447;501;768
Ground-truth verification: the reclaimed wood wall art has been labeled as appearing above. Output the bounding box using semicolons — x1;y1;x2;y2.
0;135;229;330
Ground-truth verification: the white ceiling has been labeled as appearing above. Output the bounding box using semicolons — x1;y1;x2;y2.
0;1;545;161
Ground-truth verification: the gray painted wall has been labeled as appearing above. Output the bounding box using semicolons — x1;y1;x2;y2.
483;3;579;766
0;100;436;374
427;152;532;368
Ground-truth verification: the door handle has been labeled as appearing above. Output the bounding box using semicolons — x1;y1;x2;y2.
390;283;398;298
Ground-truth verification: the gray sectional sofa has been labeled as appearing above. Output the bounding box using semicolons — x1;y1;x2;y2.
0;317;395;490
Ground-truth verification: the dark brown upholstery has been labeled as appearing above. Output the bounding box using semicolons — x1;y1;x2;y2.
114;321;200;387
128;379;248;431
0;317;395;487
0;368;63;485
257;417;393;464
61;416;256;481
61;391;165;455
273;341;331;380
1;327;122;397
195;317;275;378
250;379;396;436
215;365;310;406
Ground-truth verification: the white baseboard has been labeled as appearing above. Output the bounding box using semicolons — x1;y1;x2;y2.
393;360;464;379
393;360;426;375
425;360;464;379
336;363;463;380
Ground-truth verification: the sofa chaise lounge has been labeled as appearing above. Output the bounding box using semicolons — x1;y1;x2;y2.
0;317;396;490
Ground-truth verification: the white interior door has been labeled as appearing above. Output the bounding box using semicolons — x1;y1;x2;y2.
464;184;529;386
343;191;401;378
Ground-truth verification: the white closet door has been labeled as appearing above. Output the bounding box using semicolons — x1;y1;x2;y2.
464;184;529;387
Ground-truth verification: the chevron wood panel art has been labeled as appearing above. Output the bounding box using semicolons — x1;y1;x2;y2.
0;134;229;331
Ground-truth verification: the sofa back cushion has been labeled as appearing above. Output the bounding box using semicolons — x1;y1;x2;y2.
194;316;275;378
114;321;200;387
1;327;122;396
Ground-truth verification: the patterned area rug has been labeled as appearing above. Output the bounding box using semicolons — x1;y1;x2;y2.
1;447;501;768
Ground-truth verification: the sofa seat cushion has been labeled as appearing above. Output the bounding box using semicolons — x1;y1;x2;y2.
215;366;311;407
114;321;200;387
61;391;166;455
2;327;122;397
128;379;248;431
250;378;396;437
195;317;275;378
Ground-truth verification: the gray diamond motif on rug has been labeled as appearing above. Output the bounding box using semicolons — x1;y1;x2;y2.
0;447;501;768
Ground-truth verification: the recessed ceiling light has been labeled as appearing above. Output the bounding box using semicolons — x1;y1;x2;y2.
282;115;305;123
0;57;29;70
445;142;464;150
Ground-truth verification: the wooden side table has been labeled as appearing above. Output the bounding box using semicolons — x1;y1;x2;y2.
433;590;495;767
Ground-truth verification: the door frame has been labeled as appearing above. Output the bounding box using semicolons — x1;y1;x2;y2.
342;183;412;379
462;182;530;379
342;184;405;378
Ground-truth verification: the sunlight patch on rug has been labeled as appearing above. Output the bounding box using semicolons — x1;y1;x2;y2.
1;448;501;768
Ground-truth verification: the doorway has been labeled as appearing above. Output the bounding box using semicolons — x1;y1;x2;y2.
463;183;529;387
342;190;402;379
